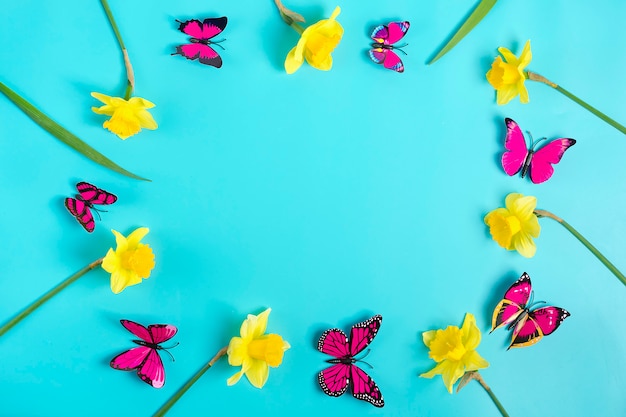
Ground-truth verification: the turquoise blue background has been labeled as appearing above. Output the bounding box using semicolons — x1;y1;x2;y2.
1;1;625;416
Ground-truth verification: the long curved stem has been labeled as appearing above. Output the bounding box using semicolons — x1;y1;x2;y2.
100;0;135;97
535;209;626;286
473;373;510;417
0;258;104;337
526;71;626;135
152;346;229;417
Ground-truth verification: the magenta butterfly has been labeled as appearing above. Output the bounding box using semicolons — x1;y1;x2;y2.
502;118;576;184
491;272;570;349
64;181;117;233
317;315;384;407
172;17;227;67
110;320;178;389
369;21;410;72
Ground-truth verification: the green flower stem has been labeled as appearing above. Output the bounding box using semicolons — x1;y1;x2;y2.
526;71;626;135
0;258;103;338
100;0;135;96
474;373;510;417
0;81;149;181
153;346;229;417
535;209;626;286
428;0;498;64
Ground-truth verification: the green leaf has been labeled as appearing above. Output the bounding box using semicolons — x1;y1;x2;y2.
0;81;150;181
428;0;498;65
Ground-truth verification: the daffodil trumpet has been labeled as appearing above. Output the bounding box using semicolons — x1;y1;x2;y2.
534;209;626;286
0;258;103;338
152;346;229;417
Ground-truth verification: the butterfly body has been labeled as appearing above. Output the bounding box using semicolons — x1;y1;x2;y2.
173;17;227;67
502;118;576;184
369;21;410;72
317;315;384;407
491;273;570;349
110;320;178;389
64;182;117;233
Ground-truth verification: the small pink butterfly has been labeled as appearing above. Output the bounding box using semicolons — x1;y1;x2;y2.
110;320;178;389
317;315;384;407
491;272;570;349
172;17;227;67
369;21;410;72
64;181;117;233
502;118;576;184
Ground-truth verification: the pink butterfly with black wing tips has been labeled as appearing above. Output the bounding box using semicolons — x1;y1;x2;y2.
369;21;410;72
110;320;178;389
64;181;117;233
502;118;576;184
172;17;227;68
491;272;570;349
317;315;384;407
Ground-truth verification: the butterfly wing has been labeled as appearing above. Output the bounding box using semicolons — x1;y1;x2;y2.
137;347;166;388
64;197;95;233
173;43;222;67
502;118;529;177
349;315;382;357
318;328;350;358
509;307;570;349
318;363;351;398
148;324;178;345
110;346;152;371
370;21;410;45
120;320;152;342
177;17;227;40
491;272;532;331
369;48;404;72
528;138;576;184
76;182;117;205
350;365;384;407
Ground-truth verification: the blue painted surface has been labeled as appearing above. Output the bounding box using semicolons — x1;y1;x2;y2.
0;1;625;416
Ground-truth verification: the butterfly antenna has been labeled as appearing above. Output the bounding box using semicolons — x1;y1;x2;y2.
354;349;374;368
162;342;179;362
394;43;409;55
210;39;227;50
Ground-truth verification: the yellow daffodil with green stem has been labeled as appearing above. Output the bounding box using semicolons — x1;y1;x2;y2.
153;308;290;417
420;313;510;417
274;0;343;74
486;40;626;135
485;193;626;286
93;0;157;139
0;228;154;338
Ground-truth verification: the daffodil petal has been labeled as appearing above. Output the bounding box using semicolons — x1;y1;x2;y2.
497;47;519;66
252;309;270;339
329;6;341;20
101;248;119;274
285;46;304;74
518;40;532;68
136;110;158;130
245;358;270;388
422;329;437;347
111;229;129;252
463;350;490;372
512;231;536;258
227;337;245;366
496;85;519;105
126;227;150;249
227;369;244;386
110;269;140;294
460;313;481;350
440;360;465;394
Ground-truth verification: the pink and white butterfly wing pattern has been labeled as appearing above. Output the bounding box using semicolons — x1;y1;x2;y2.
528;138;576;184
350;364;384;407
318;363;350;398
349;315;382;356
502;118;529;176
173;17;227;67
110;320;178;388
491;272;532;331
64;182;116;233
318;328;350;357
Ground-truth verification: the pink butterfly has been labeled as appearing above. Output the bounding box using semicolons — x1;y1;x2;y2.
491;272;570;349
64;181;117;233
369;21;410;72
317;315;384;407
172;17;227;67
502;118;576;184
110;320;178;389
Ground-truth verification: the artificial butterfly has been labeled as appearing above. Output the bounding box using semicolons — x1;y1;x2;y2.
502;118;576;184
64;181;117;233
317;315;384;407
110;320;178;389
172;17;228;68
491;272;570;349
369;21;410;72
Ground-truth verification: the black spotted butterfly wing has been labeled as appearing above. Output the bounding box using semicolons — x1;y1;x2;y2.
64;181;117;233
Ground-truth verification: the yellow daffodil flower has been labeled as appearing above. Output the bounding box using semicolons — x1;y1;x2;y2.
227;308;290;388
484;193;540;258
101;227;155;294
284;6;343;74
486;40;532;105
420;313;489;393
91;92;157;140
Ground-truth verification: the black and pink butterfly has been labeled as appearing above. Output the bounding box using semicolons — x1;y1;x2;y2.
110;320;178;389
502;118;576;184
317;315;384;407
172;17;227;68
64;182;117;233
491;272;570;349
369;21;410;72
